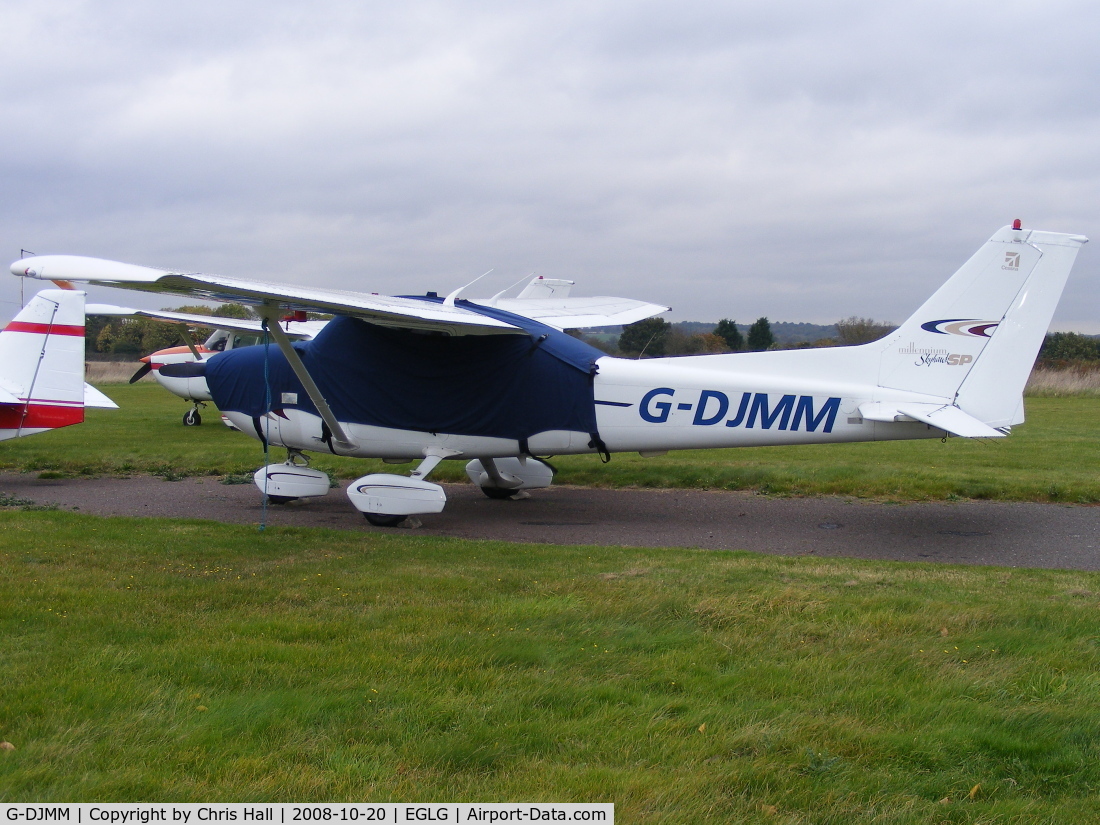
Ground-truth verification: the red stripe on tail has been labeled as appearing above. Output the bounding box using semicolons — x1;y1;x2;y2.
3;322;85;336
0;403;84;429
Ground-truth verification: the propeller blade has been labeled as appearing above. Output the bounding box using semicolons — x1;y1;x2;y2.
129;362;153;384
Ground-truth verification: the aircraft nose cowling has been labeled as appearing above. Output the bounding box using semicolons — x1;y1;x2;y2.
157;360;212;402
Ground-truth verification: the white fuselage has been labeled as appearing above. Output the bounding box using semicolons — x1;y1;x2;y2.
225;352;949;461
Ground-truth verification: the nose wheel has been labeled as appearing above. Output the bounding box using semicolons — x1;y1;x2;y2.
182;402;206;426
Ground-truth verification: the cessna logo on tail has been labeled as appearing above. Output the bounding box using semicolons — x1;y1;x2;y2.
1003;252;1021;271
640;389;841;433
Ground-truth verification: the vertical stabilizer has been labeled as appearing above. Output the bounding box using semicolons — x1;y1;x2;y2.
873;224;1086;425
954;230;1087;426
0;289;90;440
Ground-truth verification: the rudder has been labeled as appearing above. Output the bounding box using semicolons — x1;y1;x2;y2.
954;229;1087;427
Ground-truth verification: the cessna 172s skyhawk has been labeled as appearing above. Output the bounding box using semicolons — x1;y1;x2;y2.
93;307;323;425
11;222;1087;525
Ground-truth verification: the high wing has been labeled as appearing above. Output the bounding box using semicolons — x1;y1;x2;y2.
86;305;319;339
16;256;668;333
491;296;668;329
18;256;519;335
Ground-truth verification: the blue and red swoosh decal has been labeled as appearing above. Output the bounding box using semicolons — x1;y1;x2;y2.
920;319;999;338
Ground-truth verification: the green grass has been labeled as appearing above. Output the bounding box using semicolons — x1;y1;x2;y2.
1;384;1098;502
2;511;1100;821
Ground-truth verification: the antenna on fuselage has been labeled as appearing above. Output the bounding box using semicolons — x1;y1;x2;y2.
19;250;34;307
485;273;535;307
443;269;493;308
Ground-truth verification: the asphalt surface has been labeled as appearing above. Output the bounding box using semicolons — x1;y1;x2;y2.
3;472;1099;571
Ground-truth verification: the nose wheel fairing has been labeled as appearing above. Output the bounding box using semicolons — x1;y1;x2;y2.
253;461;332;503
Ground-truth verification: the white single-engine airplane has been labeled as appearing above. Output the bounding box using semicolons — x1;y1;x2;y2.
94;307;322;424
11;222;1087;524
0;289;117;441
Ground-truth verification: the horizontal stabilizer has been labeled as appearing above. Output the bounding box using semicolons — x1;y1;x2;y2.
858;402;1005;438
84;383;118;409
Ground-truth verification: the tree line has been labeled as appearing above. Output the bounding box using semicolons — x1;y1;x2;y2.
85;304;255;357
611;315;898;357
1036;332;1100;367
609;318;1098;365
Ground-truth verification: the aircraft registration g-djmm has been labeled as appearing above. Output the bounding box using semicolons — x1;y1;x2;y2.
10;221;1087;525
0;289;117;441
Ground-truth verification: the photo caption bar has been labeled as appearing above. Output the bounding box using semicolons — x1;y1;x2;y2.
2;805;612;825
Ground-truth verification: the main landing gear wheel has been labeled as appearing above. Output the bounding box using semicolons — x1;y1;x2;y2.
182;408;202;426
480;486;517;500
268;495;298;505
364;513;408;527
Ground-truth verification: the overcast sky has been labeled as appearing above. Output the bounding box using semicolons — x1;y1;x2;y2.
2;0;1097;330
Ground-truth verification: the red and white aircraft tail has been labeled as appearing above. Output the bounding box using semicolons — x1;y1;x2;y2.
0;289;115;441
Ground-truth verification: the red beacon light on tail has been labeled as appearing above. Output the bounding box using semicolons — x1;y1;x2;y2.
1013;219;1023;230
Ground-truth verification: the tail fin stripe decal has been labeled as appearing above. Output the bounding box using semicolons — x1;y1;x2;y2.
0;403;84;429
919;319;999;337
2;322;84;336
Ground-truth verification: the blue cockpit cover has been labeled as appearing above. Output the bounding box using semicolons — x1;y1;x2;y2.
205;305;604;441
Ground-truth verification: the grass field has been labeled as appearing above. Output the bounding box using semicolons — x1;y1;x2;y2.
2;511;1100;821
1;383;1097;503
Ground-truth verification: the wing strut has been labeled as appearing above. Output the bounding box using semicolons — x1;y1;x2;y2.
176;323;202;359
259;308;357;450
